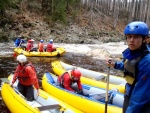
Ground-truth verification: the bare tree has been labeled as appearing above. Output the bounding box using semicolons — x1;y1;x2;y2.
144;0;150;22
113;0;119;29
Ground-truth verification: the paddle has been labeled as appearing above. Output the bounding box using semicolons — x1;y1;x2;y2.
18;39;23;48
105;66;110;113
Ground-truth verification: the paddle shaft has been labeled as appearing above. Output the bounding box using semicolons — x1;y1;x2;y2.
18;40;22;47
105;66;110;113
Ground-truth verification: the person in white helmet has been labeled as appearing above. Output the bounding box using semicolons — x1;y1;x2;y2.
10;55;39;101
26;39;36;52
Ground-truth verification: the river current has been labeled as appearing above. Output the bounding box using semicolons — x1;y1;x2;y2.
0;42;125;112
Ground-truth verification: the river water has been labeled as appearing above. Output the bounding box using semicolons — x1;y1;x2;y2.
0;42;126;112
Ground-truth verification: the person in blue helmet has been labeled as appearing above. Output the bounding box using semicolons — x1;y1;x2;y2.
38;39;45;52
46;39;56;52
14;35;25;47
106;21;150;113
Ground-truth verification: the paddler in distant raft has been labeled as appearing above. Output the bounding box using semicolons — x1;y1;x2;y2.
46;39;56;52
26;39;36;52
14;35;26;49
38;39;45;52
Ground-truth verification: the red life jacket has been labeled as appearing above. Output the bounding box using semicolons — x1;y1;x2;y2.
58;71;82;92
12;63;39;89
46;43;56;52
38;42;44;52
26;43;34;51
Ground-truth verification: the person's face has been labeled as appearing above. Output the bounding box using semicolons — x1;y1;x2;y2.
74;77;79;81
72;75;80;81
126;35;144;50
18;62;25;66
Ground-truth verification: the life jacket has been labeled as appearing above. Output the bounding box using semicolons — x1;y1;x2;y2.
16;63;36;83
123;50;150;85
59;70;72;87
38;42;44;52
123;56;141;85
46;43;53;52
123;48;150;98
26;43;33;51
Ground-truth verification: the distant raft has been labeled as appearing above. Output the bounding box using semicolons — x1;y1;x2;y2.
14;47;65;57
1;82;83;113
42;72;123;113
51;60;126;93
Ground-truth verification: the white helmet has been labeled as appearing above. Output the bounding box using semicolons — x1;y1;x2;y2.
17;55;27;63
18;35;22;38
30;39;35;41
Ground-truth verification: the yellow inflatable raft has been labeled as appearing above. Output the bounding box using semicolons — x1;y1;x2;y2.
1;82;83;113
42;72;123;113
14;47;65;57
51;60;125;93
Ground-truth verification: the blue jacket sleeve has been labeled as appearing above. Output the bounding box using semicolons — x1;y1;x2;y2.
126;54;150;113
15;39;20;47
114;61;124;71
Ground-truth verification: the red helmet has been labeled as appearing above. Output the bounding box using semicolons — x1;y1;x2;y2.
71;69;81;78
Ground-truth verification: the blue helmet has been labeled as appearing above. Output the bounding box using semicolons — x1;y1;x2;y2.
50;39;53;43
124;21;149;36
40;39;44;43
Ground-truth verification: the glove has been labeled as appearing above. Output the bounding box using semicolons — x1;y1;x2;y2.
78;89;83;95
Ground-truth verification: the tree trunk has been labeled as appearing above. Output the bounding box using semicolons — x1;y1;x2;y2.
113;1;119;30
144;0;150;22
128;0;135;22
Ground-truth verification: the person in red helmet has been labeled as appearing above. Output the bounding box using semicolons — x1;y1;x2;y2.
26;39;35;52
57;69;83;94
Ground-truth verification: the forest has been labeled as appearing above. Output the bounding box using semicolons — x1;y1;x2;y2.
0;0;149;42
